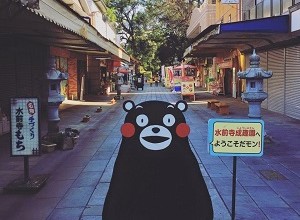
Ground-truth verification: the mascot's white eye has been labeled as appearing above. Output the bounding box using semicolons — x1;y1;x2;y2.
163;114;175;127
136;114;149;127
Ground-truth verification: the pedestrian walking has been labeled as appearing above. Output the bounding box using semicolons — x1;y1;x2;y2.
115;68;124;99
154;76;158;87
150;77;154;87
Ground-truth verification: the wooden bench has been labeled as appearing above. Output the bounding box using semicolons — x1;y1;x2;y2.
182;94;195;101
215;102;229;115
207;99;220;110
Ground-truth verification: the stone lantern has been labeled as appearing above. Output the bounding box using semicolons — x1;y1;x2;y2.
46;56;68;133
238;50;272;118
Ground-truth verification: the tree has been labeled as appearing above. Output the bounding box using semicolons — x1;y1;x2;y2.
104;0;144;55
146;0;196;65
104;0;196;72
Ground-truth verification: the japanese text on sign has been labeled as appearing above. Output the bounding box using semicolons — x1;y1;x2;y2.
208;119;264;157
11;98;40;156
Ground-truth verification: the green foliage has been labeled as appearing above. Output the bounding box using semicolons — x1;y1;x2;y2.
105;7;117;23
105;0;196;73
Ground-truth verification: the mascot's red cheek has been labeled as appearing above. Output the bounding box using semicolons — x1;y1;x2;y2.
176;123;190;138
121;123;135;138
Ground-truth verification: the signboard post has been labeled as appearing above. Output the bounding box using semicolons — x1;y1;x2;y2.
5;98;48;192
208;118;264;220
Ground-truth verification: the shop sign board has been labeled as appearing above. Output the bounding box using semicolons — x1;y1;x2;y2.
208;119;264;157
10;98;40;156
181;76;195;96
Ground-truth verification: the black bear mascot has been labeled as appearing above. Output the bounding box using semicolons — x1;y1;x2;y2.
103;100;213;220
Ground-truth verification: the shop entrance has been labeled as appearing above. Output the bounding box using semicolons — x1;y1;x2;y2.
224;68;232;96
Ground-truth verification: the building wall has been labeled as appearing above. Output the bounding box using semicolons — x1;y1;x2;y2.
87;56;101;94
50;47;71;59
0;38;48;118
216;1;239;23
88;0;119;45
68;58;78;100
242;0;256;11
91;11;118;44
243;45;300;120
187;2;216;38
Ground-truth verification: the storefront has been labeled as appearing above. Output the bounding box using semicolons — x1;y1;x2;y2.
0;0;130;136
184;15;300;119
245;46;300;120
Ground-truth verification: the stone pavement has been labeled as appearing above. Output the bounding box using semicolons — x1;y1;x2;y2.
0;84;299;220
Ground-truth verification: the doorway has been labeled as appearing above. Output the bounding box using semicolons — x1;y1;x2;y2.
224;68;232;96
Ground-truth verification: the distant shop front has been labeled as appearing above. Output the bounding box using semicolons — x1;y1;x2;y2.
185;15;300;120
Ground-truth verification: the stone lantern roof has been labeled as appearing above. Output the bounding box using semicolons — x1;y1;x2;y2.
238;50;272;79
46;69;68;80
46;58;68;80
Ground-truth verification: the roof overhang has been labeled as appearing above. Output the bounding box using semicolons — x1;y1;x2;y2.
185;15;294;58
0;0;130;62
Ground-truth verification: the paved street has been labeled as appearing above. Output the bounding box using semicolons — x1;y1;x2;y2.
0;84;299;220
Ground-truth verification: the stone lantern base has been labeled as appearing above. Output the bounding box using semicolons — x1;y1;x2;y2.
247;101;263;118
243;91;268;118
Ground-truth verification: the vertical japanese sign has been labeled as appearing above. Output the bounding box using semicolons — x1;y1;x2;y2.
208;119;264;157
10;98;40;156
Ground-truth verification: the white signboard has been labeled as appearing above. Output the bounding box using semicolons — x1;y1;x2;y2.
208;119;264;157
11;98;40;156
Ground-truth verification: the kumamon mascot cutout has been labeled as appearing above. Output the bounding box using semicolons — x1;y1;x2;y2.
103;100;213;220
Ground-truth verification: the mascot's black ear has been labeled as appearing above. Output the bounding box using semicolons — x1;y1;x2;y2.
175;100;188;112
123;100;135;112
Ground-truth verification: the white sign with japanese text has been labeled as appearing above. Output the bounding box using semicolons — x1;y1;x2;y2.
11;98;40;156
208;119;264;157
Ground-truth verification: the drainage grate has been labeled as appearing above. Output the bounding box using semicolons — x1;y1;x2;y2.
259;170;287;181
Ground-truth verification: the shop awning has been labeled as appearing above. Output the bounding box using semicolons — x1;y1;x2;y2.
113;66;130;74
173;64;197;70
184;15;292;58
0;0;130;62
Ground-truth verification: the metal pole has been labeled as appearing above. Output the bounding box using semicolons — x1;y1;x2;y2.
24;156;29;183
231;156;237;220
80;75;85;101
